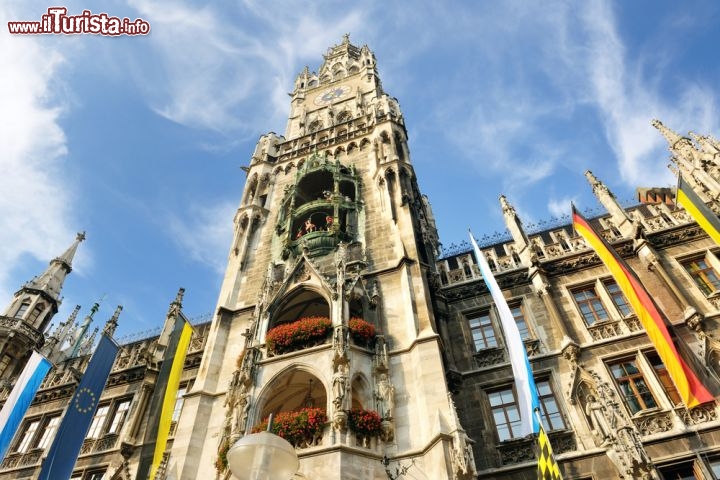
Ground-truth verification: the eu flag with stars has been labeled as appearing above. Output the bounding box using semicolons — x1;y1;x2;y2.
38;334;119;480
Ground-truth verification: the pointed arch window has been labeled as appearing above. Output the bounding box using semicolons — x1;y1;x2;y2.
28;304;44;324
14;301;31;319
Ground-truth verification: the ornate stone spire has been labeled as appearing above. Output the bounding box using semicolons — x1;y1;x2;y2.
103;305;123;337
78;327;99;356
689;132;720;157
167;288;185;319
584;170;633;237
652;119;683;148
25;232;86;302
584;170;613;198
69;301;99;358
499;195;529;252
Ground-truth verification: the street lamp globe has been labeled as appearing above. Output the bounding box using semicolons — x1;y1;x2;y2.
226;431;299;480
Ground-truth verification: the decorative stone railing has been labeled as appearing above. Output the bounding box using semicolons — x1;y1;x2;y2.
79;434;119;455
632;411;674;436
473;347;506;369
587;319;624;341
677;402;718;426
497;430;575;466
586;315;642;341
497;438;534;466
549;430;577;454
0;315;44;347
0;449;42;469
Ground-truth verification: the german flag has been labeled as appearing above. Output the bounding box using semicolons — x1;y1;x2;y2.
677;175;720;246
572;206;713;408
536;422;562;480
136;310;193;480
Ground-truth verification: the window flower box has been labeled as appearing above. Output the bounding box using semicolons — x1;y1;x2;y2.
252;407;327;448
348;317;376;347
266;316;332;355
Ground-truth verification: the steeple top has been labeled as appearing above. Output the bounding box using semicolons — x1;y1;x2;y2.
23;231;86;303
652;119;687;149
56;231;86;269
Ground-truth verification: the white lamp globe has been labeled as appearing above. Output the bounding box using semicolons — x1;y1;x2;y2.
226;431;299;480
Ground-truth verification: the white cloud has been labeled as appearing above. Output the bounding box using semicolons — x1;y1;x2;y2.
125;0;368;137
167;202;236;274
579;0;719;187
0;5;83;302
547;196;577;219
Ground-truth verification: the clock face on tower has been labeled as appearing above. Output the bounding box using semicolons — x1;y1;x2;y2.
313;85;351;106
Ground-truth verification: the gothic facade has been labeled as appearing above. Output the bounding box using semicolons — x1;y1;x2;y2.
1;37;720;480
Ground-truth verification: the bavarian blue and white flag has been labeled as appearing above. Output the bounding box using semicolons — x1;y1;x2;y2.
38;334;119;480
0;351;52;461
469;230;540;437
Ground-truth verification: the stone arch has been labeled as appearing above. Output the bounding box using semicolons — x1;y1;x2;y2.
267;285;332;331
348;64;359;74
347;142;358;155
308;119;323;133
333;146;345;157
350;373;372;410
273;166;283;175
331;63;346;79
359;138;371;151
252;364;329;428
336;110;352;124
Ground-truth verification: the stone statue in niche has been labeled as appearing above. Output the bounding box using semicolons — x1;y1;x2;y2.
332;363;349;410
584;393;613;445
375;373;395;420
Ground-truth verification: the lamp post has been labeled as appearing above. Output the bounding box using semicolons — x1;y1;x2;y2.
226;414;300;480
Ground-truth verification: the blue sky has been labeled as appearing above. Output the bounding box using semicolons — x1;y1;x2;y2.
1;0;719;339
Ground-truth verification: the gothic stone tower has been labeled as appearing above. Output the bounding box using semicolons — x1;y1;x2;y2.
171;36;474;479
0;233;85;382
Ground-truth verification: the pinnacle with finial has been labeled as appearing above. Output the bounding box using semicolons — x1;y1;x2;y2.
651;119;682;148
584;170;612;197
56;231;86;266
103;305;122;337
499;195;516;217
167;288;185;318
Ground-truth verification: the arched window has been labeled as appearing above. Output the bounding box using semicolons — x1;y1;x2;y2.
14;301;31;319
336;110;352;124
28;304;44;324
308;120;323;133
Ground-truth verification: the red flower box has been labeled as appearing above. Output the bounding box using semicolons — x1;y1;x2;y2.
266;316;332;354
348;408;383;437
252;407;327;447
348;317;376;345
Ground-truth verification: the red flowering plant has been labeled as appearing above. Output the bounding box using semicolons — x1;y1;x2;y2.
348;408;383;437
348;317;376;346
215;438;230;473
265;316;332;355
252;407;327;447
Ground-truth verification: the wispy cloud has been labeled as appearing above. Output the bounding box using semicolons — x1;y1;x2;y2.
125;0;368;137
167;202;236;274
547;196;577;219
579;0;719;187
0;5;83;301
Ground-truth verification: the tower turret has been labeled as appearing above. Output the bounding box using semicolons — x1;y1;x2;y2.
0;232;85;379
